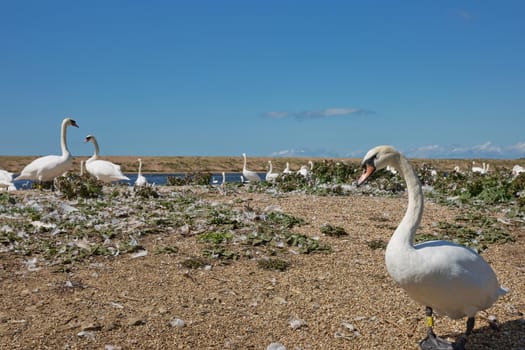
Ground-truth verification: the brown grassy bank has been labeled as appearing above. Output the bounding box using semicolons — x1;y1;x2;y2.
0;155;522;174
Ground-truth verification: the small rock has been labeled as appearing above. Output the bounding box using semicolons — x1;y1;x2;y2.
266;343;286;350
288;317;307;330
168;318;185;328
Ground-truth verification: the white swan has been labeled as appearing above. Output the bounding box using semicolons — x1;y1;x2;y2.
84;135;130;183
135;158;148;187
242;153;261;182
283;162;293;175
0;169;16;191
265;160;279;182
297;160;313;177
15;117;79;183
472;161;489;174
357;145;507;350
511;165;524;179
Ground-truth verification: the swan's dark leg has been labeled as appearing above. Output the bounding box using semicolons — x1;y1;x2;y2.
419;308;474;350
453;317;475;350
419;307;454;350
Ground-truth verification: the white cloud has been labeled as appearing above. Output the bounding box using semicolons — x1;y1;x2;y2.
271;148;340;158
263;107;374;121
406;141;525;159
270;141;525;159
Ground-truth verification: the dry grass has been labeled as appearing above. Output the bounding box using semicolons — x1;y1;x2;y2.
1;155;522;174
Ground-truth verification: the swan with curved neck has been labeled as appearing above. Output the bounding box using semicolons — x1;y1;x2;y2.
135;158;147;187
242;153;261;182
15;117;79;183
84;135;130;183
297;160;313;177
357;145;507;350
266;160;278;182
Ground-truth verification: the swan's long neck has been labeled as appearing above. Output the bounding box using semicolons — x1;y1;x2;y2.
243;154;247;170
91;139;100;160
268;161;273;173
60;120;71;157
138;160;143;175
389;154;424;250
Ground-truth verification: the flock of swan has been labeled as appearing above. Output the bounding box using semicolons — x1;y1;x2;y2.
0;118;517;348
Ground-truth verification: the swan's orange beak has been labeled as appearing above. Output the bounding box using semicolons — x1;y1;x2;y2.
357;163;376;186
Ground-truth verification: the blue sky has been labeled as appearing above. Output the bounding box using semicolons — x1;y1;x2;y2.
1;1;524;159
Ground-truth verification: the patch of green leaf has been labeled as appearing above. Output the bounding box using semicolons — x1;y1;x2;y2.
320;224;348;237
198;231;233;244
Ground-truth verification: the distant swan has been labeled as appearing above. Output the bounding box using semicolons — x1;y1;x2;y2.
472;161;489;174
357;145;507;350
84;135;130;183
511;164;525;179
297;160;313;177
135;158;148;187
265;160;279;182
0;169;16;191
242;153;261;182
283;162;292;175
15;117;79;183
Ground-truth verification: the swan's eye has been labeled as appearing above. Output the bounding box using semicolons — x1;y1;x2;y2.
362;154;377;169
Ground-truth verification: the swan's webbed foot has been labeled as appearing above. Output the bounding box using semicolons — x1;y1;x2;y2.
419;329;454;350
419;330;467;350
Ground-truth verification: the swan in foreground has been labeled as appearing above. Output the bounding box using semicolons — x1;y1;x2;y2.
242;153;261;182
0;170;16;191
15;117;79;183
266;161;279;182
84;135;130;183
135;158;147;187
357;145;507;350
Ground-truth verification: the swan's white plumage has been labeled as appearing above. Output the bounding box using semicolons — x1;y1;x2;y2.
15;118;79;183
297;160;313;177
0;170;16;191
359;145;507;321
242;153;261;182
512;164;525;178
472;161;489;174
266;161;279;182
135;158;147;187
84;135;130;183
283;162;292;175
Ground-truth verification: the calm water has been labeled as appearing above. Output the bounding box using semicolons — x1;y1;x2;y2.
13;172;268;190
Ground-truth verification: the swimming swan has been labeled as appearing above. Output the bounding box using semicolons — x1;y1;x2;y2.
135;158;148;187
84;135;130;183
357;145;507;350
242;153;261;182
15;117;79;183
